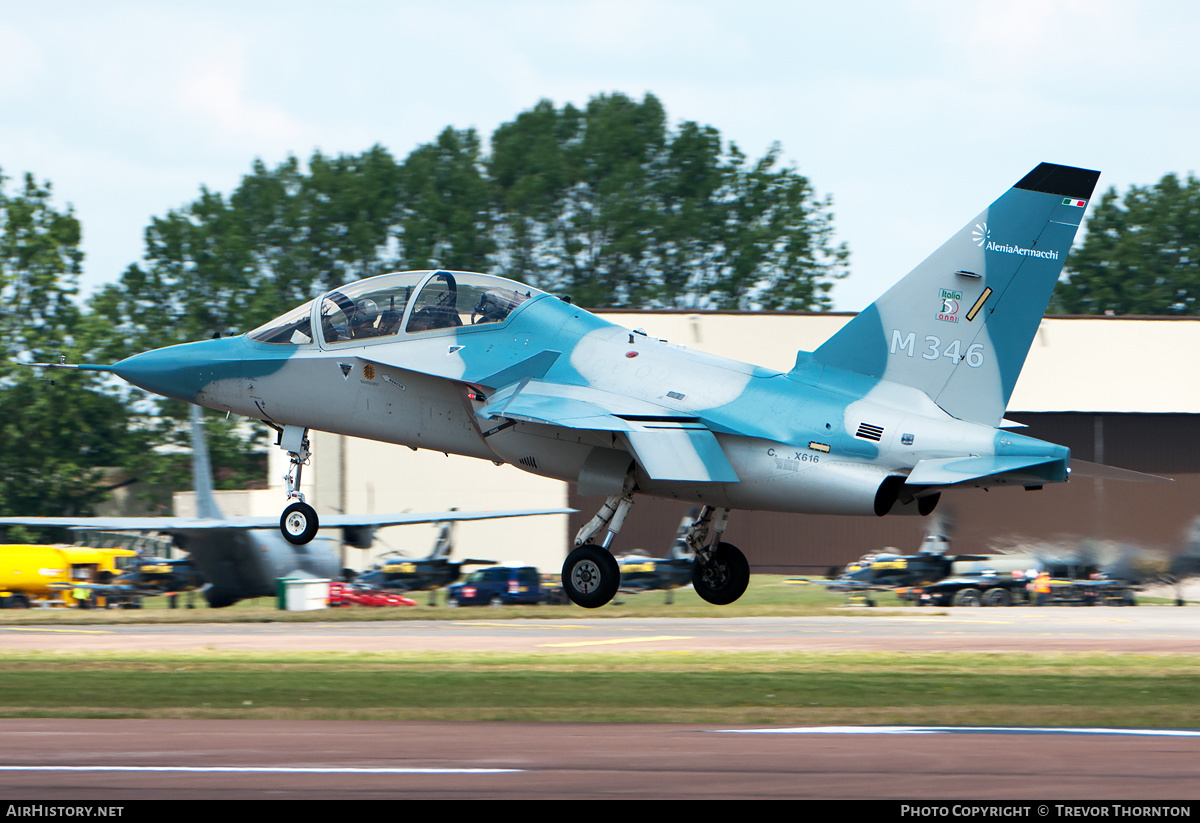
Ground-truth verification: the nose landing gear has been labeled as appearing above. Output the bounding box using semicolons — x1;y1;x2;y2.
275;425;319;545
281;500;319;545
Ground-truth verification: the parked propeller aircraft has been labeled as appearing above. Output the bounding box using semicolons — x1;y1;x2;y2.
613;511;697;602
354;515;500;599
33;163;1159;610
0;408;571;606
811;516;989;603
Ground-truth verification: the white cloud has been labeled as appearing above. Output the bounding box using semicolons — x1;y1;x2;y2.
173;47;308;150
0;23;43;102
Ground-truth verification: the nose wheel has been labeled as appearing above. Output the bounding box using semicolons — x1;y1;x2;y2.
281;501;319;545
562;545;621;609
273;425;318;544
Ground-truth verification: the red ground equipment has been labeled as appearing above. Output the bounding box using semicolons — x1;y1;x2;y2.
328;582;417;607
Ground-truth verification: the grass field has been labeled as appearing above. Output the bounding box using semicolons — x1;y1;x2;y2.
0;576;1194;726
1;650;1197;726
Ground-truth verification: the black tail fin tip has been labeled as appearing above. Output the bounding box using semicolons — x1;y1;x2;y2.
1015;163;1101;201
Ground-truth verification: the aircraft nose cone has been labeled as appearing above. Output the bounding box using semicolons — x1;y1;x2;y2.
111;337;240;402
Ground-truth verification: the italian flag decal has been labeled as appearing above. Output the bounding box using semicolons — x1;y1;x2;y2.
1062;198;1086;207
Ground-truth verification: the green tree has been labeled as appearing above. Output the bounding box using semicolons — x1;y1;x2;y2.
0;368;139;521
488;99;583;295
1054;173;1200;315
0;170;144;526
83;149;409;493
488;93;847;309
303;146;404;292
397;127;495;270
0;171;83;362
87;146;406;364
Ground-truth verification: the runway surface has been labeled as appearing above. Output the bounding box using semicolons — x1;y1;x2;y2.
3;719;1200;800
0;607;1197;653
2;609;1198;799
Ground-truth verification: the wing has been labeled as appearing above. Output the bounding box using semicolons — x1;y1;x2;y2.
906;455;1069;487
478;379;739;484
799;578;892;593
906;455;1173;488
307;508;574;529
361;334;740;485
0;508;574;533
0;516;229;531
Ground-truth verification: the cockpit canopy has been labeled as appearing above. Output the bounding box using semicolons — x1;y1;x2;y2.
248;271;545;346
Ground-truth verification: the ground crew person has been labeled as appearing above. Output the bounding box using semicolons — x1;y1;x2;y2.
1034;572;1052;606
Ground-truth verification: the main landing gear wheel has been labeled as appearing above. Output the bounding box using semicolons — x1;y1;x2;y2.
280;501;319;545
562;544;620;609
692;542;750;606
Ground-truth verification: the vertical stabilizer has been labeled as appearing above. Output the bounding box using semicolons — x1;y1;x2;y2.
190;406;223;520
810;163;1099;426
430;514;456;559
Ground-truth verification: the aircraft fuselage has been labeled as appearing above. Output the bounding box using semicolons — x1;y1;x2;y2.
111;289;1066;519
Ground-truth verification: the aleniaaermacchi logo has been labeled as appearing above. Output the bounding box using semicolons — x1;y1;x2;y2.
972;221;1059;260
972;222;989;247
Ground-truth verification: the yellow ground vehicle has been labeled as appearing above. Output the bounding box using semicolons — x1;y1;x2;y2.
0;544;138;608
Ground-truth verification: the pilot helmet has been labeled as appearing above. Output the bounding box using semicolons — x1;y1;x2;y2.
351;298;380;332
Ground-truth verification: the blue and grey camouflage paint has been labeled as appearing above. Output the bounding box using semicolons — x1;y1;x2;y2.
105;163;1097;526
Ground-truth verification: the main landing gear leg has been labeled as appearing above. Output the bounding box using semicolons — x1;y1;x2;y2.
685;506;749;606
277;425;319;545
561;474;635;609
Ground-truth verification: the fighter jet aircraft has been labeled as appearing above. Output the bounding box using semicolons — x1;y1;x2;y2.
0;408;571;606
36;163;1148;610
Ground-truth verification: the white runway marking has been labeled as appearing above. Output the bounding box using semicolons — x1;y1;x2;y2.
540;636;693;647
716;726;1200;736
0;766;523;774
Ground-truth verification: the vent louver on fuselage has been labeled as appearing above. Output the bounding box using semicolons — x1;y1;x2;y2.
856;423;885;442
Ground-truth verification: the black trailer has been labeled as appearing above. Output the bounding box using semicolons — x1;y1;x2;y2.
913;573;1138;607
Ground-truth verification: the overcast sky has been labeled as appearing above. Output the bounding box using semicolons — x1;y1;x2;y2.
2;0;1197;313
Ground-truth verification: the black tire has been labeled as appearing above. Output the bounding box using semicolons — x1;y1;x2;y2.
982;588;1012;607
280;501;319;545
692;542;750;606
489;595;505;607
952;588;983;607
204;588;239;608
562;545;620;609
